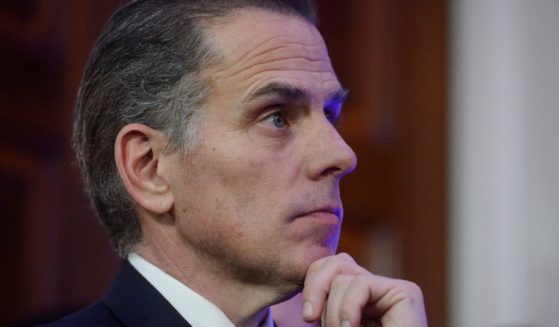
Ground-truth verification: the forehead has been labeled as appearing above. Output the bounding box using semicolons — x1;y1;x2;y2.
202;8;340;102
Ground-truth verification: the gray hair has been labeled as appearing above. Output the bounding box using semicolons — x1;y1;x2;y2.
73;0;317;256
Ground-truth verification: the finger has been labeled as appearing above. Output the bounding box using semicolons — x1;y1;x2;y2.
343;275;426;327
374;280;427;326
306;252;358;276
324;274;353;327
302;253;362;322
338;273;381;326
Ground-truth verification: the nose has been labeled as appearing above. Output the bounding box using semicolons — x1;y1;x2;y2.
306;118;357;180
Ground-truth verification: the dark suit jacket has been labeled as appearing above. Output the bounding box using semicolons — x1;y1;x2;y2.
39;260;192;326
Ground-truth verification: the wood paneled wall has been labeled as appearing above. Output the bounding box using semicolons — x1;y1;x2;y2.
0;1;121;325
319;1;448;326
0;1;447;325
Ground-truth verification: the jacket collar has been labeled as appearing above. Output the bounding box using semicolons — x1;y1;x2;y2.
102;260;192;327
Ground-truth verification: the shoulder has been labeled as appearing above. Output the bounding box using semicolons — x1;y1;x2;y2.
37;301;124;327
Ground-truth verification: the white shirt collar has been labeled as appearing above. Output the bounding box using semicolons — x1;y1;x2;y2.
128;252;274;327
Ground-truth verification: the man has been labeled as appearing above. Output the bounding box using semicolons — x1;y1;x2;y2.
45;0;427;326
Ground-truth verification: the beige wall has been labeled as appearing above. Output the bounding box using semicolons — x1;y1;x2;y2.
450;0;559;325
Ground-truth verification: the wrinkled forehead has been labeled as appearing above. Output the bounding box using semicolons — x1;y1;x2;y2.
202;8;332;71
197;8;340;105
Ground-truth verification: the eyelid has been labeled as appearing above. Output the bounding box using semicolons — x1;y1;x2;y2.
324;103;343;126
259;105;289;126
261;103;287;117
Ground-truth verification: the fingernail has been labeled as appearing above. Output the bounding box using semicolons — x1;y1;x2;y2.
341;320;350;327
303;301;314;318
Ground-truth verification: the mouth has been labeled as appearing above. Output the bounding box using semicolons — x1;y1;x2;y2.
293;205;342;222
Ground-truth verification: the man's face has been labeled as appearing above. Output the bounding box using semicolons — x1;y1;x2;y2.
168;9;356;292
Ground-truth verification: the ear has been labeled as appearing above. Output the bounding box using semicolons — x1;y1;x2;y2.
114;123;174;215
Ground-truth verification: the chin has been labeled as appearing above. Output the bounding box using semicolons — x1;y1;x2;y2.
274;240;338;288
267;245;334;303
310;244;337;261
298;243;337;272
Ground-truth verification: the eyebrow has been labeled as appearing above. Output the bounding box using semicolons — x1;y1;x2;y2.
245;82;349;105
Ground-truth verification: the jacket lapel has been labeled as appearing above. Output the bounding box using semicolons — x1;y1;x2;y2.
102;260;192;327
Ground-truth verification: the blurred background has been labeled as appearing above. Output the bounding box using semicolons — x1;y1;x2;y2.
0;0;557;326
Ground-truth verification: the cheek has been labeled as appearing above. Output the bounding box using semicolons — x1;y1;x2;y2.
215;141;295;194
176;132;303;229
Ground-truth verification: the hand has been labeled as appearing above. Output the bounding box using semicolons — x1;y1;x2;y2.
301;253;427;327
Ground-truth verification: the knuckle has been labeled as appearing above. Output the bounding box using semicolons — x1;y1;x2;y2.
337;252;356;263
404;280;422;295
396;280;424;302
339;305;355;324
355;273;371;285
306;258;324;274
331;273;348;287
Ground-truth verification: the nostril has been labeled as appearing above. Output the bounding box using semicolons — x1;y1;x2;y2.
320;166;341;177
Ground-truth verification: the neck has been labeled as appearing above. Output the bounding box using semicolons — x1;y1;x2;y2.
134;229;287;326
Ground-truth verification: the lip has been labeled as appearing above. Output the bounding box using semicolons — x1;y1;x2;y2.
294;205;342;221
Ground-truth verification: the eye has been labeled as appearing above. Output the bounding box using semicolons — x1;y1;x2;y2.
264;111;288;128
324;105;341;125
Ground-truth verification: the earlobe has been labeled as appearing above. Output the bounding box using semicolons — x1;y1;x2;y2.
114;123;175;215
